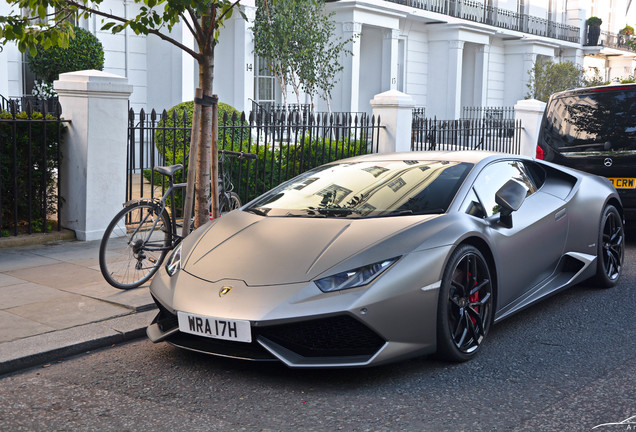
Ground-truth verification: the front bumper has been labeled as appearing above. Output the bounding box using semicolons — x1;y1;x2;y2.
147;302;388;366
147;249;448;368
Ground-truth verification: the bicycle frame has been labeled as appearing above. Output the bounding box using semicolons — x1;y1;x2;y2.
127;179;188;253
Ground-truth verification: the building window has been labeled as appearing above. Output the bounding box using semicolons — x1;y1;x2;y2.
253;55;279;111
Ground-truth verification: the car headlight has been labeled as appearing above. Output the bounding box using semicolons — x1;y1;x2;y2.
315;257;399;293
165;244;182;276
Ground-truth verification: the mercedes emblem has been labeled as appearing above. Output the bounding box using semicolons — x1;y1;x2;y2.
604;158;613;167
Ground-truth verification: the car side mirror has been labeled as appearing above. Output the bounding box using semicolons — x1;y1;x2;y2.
495;179;529;228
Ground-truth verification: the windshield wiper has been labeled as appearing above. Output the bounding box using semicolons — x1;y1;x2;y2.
363;209;444;219
244;207;269;217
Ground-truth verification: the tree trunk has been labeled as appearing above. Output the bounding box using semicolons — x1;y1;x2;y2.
210;95;219;219
193;50;215;228
181;88;202;236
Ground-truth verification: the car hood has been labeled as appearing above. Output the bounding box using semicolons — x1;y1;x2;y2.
183;211;437;286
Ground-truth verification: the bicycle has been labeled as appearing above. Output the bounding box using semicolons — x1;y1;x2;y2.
217;150;257;213
99;150;256;290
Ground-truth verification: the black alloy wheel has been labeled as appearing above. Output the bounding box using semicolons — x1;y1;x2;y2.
595;205;624;288
437;245;493;362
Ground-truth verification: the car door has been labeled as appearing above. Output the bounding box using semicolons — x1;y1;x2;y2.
470;160;569;310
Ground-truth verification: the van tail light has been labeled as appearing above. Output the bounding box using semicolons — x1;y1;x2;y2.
536;145;545;160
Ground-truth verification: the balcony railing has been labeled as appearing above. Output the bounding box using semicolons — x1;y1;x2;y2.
585;27;636;53
386;0;580;43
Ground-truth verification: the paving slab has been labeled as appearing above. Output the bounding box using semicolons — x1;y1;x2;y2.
0;282;73;309
6;295;131;330
0;250;60;272
5;262;105;290
0;236;158;375
0;311;55;343
0;273;25;287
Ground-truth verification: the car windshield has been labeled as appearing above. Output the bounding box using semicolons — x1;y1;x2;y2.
245;160;473;218
543;88;636;154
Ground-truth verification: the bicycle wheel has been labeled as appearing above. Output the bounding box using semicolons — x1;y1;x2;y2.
99;202;171;289
219;192;242;214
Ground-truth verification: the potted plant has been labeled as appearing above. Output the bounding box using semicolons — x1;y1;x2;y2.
586;17;602;45
620;25;634;35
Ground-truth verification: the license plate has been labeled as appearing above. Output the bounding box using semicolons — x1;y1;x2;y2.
177;312;252;343
609;178;635;189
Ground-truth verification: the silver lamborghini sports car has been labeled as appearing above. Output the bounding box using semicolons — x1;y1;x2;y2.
147;151;625;367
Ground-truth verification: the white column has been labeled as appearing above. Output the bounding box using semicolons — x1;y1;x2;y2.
370;90;415;153
475;45;490;107
54;70;133;241
514;99;546;157
562;48;584;66
182;15;196;102
0;46;9;97
504;52;537;106
239;6;256;113
342;22;362;112
428;40;464;119
382;29;400;91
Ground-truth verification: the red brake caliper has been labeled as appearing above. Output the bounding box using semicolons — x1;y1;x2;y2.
469;274;479;325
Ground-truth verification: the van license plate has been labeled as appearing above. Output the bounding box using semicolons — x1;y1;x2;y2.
177;312;251;343
609;178;635;189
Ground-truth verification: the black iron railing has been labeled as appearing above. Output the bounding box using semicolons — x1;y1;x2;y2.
412;116;522;153
0;99;68;237
387;0;580;43
127;107;383;210
461;106;515;121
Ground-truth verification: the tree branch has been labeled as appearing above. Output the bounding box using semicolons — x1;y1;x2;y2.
179;11;198;40
185;8;204;41
217;0;243;22
66;0;202;61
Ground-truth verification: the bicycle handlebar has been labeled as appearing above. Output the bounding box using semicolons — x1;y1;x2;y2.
219;150;258;160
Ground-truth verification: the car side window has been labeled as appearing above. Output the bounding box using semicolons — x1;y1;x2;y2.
471;161;538;218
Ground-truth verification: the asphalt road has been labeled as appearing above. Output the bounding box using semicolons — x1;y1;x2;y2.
1;238;635;431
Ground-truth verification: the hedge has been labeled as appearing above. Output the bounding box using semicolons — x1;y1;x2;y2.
0;110;65;236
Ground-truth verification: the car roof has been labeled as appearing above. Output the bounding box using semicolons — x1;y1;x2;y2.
338;150;513;165
551;83;636;99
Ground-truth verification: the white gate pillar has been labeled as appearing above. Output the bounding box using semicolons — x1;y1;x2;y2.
370;90;415;153
514;98;546;157
54;70;133;241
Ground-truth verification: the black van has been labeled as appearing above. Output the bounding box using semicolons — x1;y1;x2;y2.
537;84;636;219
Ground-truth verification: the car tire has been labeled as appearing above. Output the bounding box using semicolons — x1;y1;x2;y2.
436;244;494;362
594;204;624;288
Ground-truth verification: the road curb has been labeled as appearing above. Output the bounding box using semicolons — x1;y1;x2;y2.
0;310;156;376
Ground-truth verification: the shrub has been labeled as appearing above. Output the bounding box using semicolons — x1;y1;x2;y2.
620;25;634;35
234;136;369;203
526;58;585;102
147;101;249;211
147;103;373;207
27;26;105;83
587;16;602;26
153;100;248;166
0;110;65;234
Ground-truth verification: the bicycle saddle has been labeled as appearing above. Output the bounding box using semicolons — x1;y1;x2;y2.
154;164;183;177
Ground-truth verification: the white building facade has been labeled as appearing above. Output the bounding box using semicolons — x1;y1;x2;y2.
1;0;635;118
